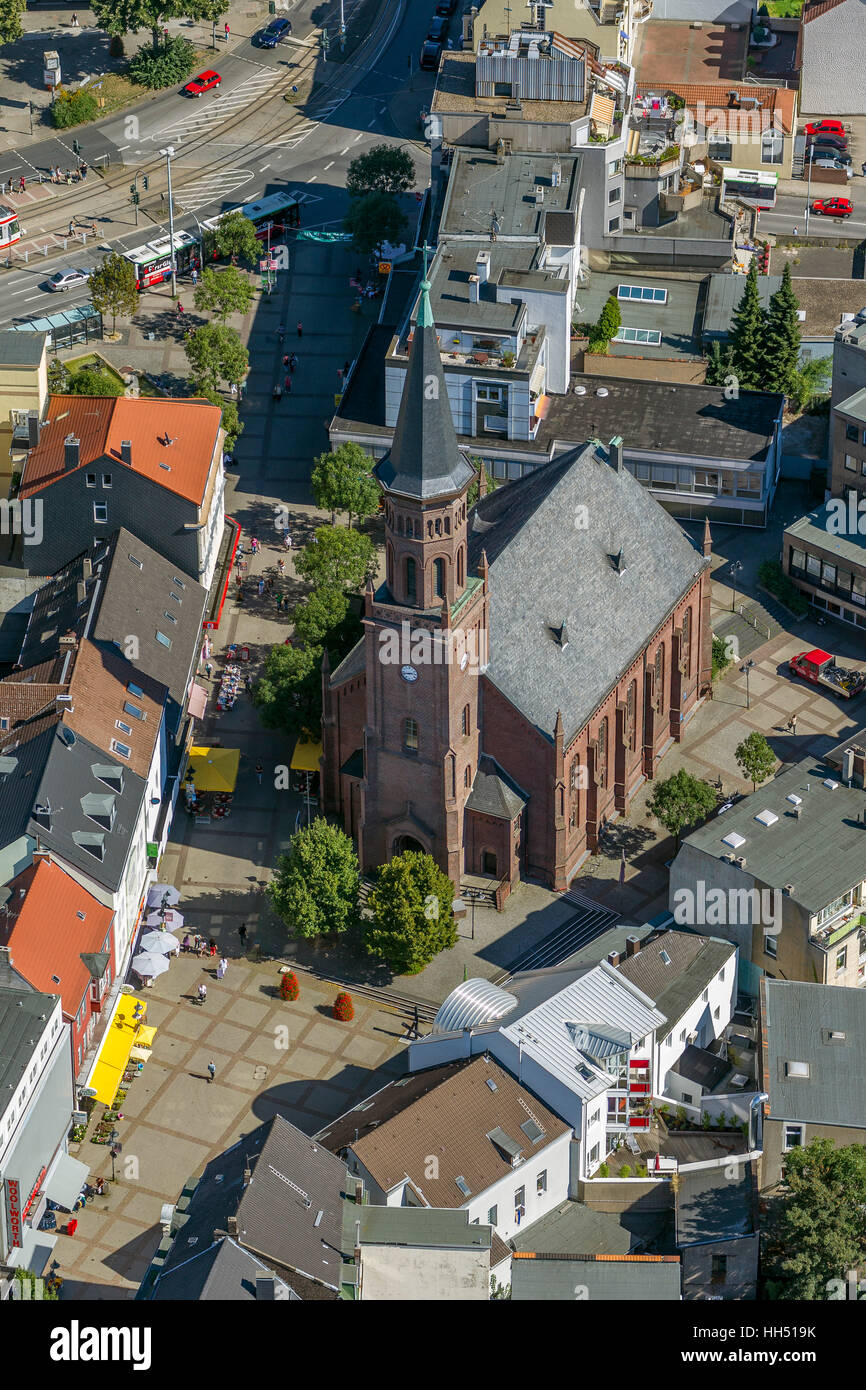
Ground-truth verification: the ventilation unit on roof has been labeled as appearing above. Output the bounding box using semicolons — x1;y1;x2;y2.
574;384;587;395
596;387;609;397
823;778;839;790
786;793;802;807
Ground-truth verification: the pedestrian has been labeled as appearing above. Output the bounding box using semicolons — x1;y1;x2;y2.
71;10;78;23
276;592;283;613
252;536;259;555
343;360;350;376
266;575;274;593
277;324;285;342
68;220;75;237
177;301;185;317
66;171;73;186
19;176;25;194
284;374;292;393
283;530;292;551
256;761;263;784
793;224;799;237
282;353;289;368
790;714;798;735
207;1060;216;1083
191;267;198;286
289;353;297;372
217;957;227;980
224;20;230;39
277;557;285;575
182;933;191;953
209;938;217;956
297;321;303;338
230;382;238;398
238;922;248;947
79;163;87;181
205;660;213;678
198;983;207;1006
258;577;264;597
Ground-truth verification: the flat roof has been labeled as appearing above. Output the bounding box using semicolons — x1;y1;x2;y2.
764;979;866;1129
511;1200;633;1256
431;49;590;122
636;20;749;86
785;501;866;570
676;1163;755;1246
705;274;866;341
471;0;622;56
439;149;582;241
511;1251;681;1300
579;272;703;360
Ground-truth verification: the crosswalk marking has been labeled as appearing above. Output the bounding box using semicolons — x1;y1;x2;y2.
147;68;283;144
175;166;257;212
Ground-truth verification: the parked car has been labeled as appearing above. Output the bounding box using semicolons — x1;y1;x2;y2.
811;196;853;217
46;267;92;292
435;0;457;12
808;145;852;165
789;648;865;698
184;70;221;96
805;119;846;139
427;14;448;40
258;17;292;46
806;132;848;151
419;38;442;68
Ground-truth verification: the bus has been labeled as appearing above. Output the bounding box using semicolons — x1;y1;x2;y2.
721;167;778;211
201;190;301;243
123;231;199;289
0;205;21;252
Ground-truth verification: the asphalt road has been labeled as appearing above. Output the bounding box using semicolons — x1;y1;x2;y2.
0;0;439;327
756;188;866;239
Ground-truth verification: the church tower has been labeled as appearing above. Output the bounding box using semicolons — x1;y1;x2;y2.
359;268;488;883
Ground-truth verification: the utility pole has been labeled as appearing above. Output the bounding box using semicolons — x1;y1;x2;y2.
130;177;140;226
159;145;178;297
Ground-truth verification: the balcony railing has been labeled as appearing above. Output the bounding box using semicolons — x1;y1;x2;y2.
811;909;866;947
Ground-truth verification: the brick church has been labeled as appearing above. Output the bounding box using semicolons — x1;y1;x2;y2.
321;274;714;896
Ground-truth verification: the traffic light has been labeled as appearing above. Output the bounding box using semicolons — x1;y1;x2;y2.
130;182;136;194
132;191;140;205
142;175;149;191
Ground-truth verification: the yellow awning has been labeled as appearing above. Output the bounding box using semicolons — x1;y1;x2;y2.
85;996;157;1106
188;745;240;792
136;1025;157;1048
291;737;322;772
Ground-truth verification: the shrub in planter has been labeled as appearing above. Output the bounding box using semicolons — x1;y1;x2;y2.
597;1162;610;1177
333;991;354;1022
620;1163;632;1178
128;36;196;91
279;970;299;1001
51;90;98;129
635;1163;647;1177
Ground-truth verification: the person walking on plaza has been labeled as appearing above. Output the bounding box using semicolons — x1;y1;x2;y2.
282;353;289;368
217;957;227;981
198;983;207;1006
789;714;798;735
283;530;292;551
284;374;292;393
289;353;297;373
296;321;303;338
207;1060;216;1083
257;577;264;597
71;10;79;24
238;922;248;949
191;267;198;286
255;761;264;784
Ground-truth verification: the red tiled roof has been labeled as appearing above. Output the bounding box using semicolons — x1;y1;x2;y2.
65;639;165;778
638;82;797;134
19;396;222;506
1;858;113;1019
803;0;847;22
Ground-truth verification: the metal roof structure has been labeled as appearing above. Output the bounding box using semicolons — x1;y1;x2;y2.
511;1251;681;1300
764;979;866;1129
433;978;519;1034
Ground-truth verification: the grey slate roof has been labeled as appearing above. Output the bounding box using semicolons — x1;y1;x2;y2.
153;1236;298;1301
0;329;48;366
764;980;866;1129
702;273;784;341
468;442;708;741
680;755;866;914
786;501;866;570
837;387;866;425
374;294;476;502
675;1163;755;1247
235;1115;348;1291
670;1043;731;1092
510;1200;634;1257
0;984;52;1095
511;1252;681;1300
329;635;366;687
466;754;527;820
616;933;734;1035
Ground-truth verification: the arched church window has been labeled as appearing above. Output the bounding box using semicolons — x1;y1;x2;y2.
404;718;419;751
406;557;417;604
434;557;445;599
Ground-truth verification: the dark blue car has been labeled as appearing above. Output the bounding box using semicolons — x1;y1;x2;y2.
259;17;292;46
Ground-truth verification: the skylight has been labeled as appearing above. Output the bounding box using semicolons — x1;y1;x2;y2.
123;701;144;721
754;809;778;827
127;682;144;699
455;1175;472;1197
155;631;172;649
659;949;671;965
785;1061;810;1078
722;831;746;849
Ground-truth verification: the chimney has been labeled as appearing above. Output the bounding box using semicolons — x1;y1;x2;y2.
476;250;491;284
82;558;92;579
477;464;487;498
842;748;855;784
625;934;641;958
120;440;132;466
609;435;623;472
27;411;41;449
255;1274;276;1300
77;581;87;604
243;1166;252;1188
607;949;621;967
853;747;866;787
551;159;562;187
469;273;480;303
64;436;80;472
727;90;741;108
702;516;712;558
226;1215;238;1236
354;1178;364;1205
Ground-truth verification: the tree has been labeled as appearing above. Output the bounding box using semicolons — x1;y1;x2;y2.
705;339;734;387
764;264;802;398
735;730;776;791
647;769;717;848
294;526;375;593
209;210;261;267
789;356;831;413
293;587;349;647
467;464;499;507
346;143;415;199
763;1139;866;1300
90;0;222;55
728;261;767;392
67;369;125;397
343;191;408;256
252;641;323;736
193;265;254;324
365;851;457;976
127;33;196;87
184;323;249;393
266;818;360;941
0;0;26;44
197;387;243;449
88;254;139;336
310;442;379;527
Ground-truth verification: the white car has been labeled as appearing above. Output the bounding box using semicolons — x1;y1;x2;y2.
47;268;92;292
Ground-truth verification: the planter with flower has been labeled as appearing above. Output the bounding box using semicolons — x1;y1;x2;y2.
279;970;299;1001
333;991;354;1022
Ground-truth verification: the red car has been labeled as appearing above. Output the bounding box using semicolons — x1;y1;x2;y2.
811;197;853;218
184;70;221;96
804;119;846;138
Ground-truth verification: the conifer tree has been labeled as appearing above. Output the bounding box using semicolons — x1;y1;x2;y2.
764;264;801;398
727;261;767;392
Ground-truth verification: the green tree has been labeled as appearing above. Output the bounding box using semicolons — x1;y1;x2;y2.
0;0;26;44
293;587;349;647
90;0;222;55
467;464;499;506
50;89;99;128
711;634;732;681
88;253;140;336
267;818;360;941
705;339;734;387
193;265;254;324
127;33;196;87
589;293;621;354
310;442;379;527
647;769;717;848
365;851;457;975
789;356;831;413
251;641;322;736
67;369;125;397
728;260;767;391
735;730;776;791
197;387;243;449
294;526;375;593
343;191;408;256
346;143;415;198
184;323;249;392
764;264;802;398
763;1140;866;1300
209;210;261;266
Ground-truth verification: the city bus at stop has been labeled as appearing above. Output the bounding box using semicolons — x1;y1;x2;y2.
200;191;302;249
122;231;199;289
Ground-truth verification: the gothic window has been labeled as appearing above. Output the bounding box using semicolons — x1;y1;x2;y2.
445;516;451;535
461;704;470;736
404;718;419;751
627;680;637;752
434;557;445;599
457;546;465;588
598;717;608;789
654;644;665;714
464;763;472;787
682;609;692;677
406;557;417;604
398;516;404;535
435;518;442;536
427;520;433;538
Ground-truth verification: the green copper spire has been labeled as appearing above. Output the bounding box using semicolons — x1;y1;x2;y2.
417;241;434;328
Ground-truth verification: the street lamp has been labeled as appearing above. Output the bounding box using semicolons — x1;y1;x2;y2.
730;560;743;612
109;1135;120;1182
158;145;178;298
740;658;756;710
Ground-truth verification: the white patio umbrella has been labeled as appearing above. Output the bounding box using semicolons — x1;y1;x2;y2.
145;909;184;931
146;884;181;909
132;951;171;979
139;931;179;955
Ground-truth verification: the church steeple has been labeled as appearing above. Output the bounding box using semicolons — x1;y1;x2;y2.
374;252;475;503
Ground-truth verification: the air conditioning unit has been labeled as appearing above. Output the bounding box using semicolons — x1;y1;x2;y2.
160;1203;175;1233
735;855;747;868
